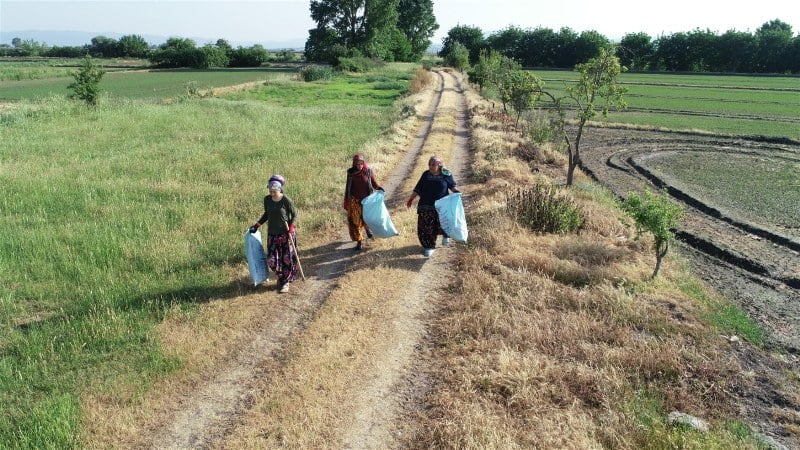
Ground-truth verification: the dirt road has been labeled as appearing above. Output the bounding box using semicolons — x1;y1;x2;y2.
122;69;472;448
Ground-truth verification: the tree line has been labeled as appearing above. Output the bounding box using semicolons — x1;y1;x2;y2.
0;35;299;68
440;19;800;74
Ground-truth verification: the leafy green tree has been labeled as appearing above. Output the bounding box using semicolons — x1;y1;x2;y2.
553;27;579;68
685;28;719;71
305;27;343;63
118;34;150;58
89;35;119;57
307;0;403;60
68;56;105;106
540;49;626;185
574;30;610;64
229;45;270;66
617;32;654;71
755;19;793;72
439;25;484;64
16;39;48;56
713;30;756;72
487;53;522;112
396;0;438;60
622;190;684;278
200;45;230;68
443;41;469;71
11;37;21;48
486;26;525;61
467;49;499;91
507;70;542;126
518;27;558;67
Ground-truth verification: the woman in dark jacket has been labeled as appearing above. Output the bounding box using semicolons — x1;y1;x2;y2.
344;154;383;250
405;155;459;257
249;175;298;293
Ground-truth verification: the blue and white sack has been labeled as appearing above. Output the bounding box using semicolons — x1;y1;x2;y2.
361;190;399;238
434;192;468;243
244;230;269;286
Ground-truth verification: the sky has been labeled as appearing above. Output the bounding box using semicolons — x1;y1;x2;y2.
1;0;799;47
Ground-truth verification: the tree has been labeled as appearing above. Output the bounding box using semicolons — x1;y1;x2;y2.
396;0;438;60
486;26;525;61
574;30;610;64
755;19;793;73
507;70;542;126
539;49;626;185
118;34;150;58
714;30;756;72
617;32;654;71
622;190;684;278
439;25;484;64
553;27;579;68
443;41;469;72
68;56;105;106
518;27;558;67
307;0;402;60
11;37;21;48
89;35;119;57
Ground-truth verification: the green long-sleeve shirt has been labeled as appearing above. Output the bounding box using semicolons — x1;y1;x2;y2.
256;195;297;235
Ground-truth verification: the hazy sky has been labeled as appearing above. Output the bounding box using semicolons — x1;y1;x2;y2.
2;0;799;45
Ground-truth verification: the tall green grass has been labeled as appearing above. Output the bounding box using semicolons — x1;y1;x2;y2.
0;68;295;101
0;66;411;447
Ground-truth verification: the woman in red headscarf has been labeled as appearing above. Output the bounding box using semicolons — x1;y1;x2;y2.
344;154;383;250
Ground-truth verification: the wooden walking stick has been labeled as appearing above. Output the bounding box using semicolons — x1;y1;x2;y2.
283;220;306;280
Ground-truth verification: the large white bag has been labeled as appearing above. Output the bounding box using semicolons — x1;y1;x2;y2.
435;192;468;243
244;230;269;286
361;190;399;238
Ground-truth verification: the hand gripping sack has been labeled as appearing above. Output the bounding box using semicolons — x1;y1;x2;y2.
361;190;399;238
434;192;468;243
244;230;269;286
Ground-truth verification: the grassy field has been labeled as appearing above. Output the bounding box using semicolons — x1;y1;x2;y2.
0;58;150;81
0;64;414;447
644;152;800;232
523;70;800;139
0;68;296;101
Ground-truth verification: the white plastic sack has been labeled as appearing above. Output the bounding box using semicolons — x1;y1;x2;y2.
361;190;399;238
244;230;269;286
434;192;468;243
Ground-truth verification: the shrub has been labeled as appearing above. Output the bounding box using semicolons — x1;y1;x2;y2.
299;65;334;81
272;49;298;62
229;45;269;67
507;184;583;234
622;189;684;278
336;56;384;72
68;56;105;106
408;67;433;94
373;81;406;90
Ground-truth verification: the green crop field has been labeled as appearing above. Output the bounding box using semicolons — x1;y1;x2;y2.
643;152;800;234
522;70;800;139
0;68;296;101
0;58;150;81
0;64;414;447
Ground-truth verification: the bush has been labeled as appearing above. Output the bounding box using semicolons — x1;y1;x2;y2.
68;56;105;106
336;56;384;72
229;45;269;67
272;49;298;62
408;67;433;94
300;64;334;81
507;184;583;233
622;189;684;278
373;81;406;90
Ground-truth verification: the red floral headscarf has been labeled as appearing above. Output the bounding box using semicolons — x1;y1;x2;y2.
352;154;369;173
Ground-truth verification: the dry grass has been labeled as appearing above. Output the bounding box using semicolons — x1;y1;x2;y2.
409;77;772;448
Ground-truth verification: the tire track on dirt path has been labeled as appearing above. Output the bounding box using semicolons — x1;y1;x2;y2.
341;69;471;449
139;72;446;449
